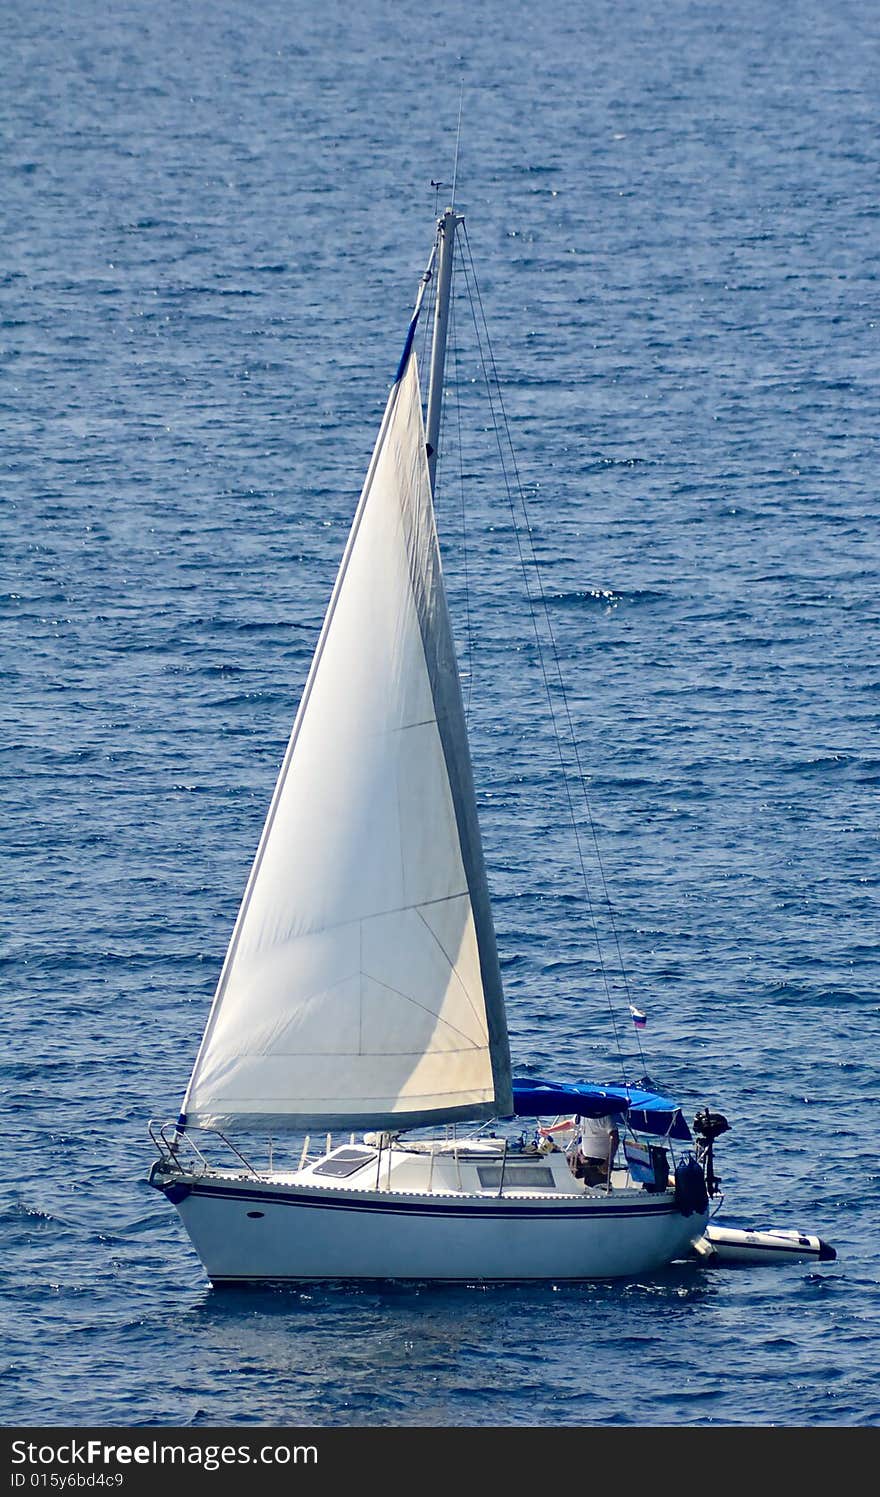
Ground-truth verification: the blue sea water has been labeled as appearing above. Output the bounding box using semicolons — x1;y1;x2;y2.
2;0;878;1429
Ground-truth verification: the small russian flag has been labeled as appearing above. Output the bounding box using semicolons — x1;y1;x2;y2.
629;1005;647;1029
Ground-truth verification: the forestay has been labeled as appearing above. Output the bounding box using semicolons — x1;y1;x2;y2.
181;347;512;1132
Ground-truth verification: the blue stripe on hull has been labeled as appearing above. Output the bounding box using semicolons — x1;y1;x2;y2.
181;1179;681;1223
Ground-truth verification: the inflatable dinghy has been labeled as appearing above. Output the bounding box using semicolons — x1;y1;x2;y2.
693;1224;836;1265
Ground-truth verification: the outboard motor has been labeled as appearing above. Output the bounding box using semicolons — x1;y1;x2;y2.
692;1108;730;1197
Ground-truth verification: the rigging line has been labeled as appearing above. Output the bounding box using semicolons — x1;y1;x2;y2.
448;237;475;720
460;226;652;1080
418;220;438;386
456;232;628;1078
450;82;464;210
461;226;640;1071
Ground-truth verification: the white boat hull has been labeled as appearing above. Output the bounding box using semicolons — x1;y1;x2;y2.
159;1172;707;1283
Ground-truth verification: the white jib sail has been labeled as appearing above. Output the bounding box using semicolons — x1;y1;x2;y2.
182;349;512;1132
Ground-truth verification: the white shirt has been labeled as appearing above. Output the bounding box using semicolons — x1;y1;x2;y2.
578;1115;617;1161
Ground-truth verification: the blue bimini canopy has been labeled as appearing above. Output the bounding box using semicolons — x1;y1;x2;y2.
510;1078;692;1141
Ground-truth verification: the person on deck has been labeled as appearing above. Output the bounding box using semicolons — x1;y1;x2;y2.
570;1114;620;1186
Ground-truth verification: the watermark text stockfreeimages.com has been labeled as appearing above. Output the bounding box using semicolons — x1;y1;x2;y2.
10;1439;317;1477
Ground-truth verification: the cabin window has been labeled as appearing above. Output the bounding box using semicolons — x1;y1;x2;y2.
311;1149;377;1178
476;1164;556;1190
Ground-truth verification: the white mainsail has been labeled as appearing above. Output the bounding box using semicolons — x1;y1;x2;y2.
181;346;512;1132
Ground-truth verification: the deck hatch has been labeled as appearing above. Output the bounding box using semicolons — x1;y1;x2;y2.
310;1149;377;1178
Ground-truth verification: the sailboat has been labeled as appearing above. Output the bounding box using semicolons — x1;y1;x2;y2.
148;206;720;1283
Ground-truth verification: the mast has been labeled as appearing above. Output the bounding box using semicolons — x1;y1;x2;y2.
425;207;463;495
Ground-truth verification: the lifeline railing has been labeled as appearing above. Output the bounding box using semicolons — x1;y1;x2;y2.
148;1119;261;1179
